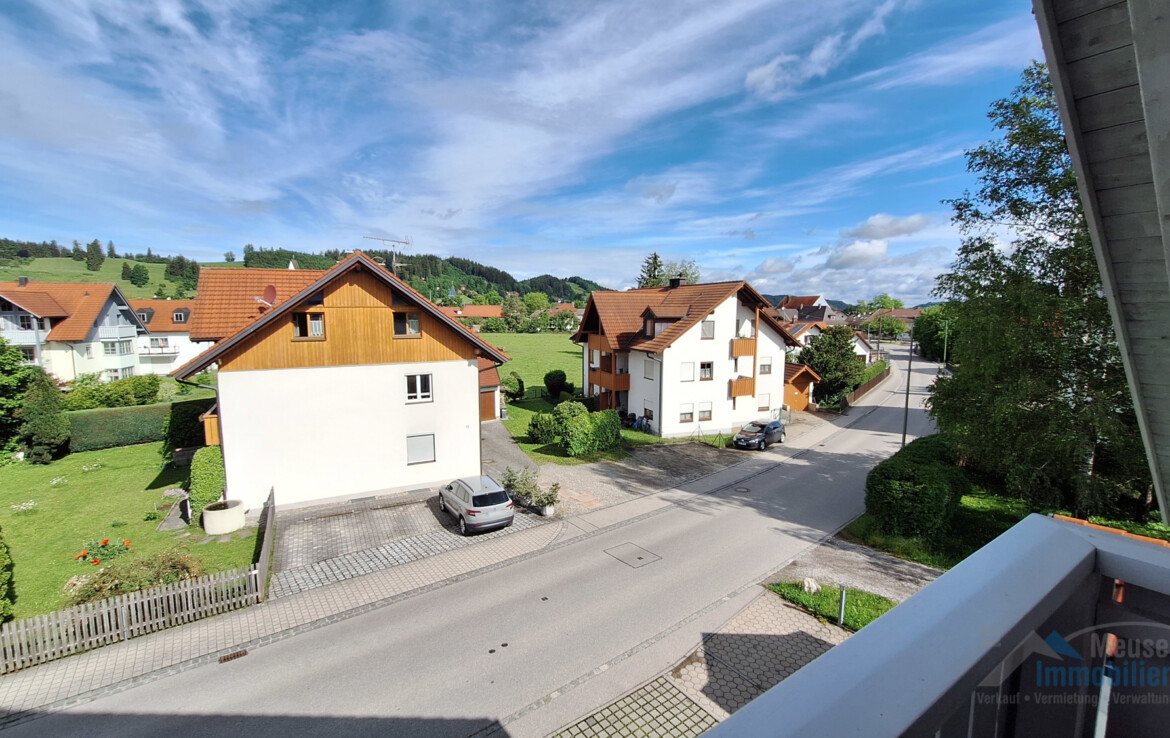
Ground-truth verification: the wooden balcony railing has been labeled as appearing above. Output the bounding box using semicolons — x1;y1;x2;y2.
590;368;631;392
729;376;755;398
730;337;756;359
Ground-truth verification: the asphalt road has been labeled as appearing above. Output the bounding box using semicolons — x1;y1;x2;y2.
7;345;938;738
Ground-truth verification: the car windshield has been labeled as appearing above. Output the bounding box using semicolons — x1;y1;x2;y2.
472;491;509;507
741;423;766;433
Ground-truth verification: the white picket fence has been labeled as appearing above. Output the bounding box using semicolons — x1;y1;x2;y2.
0;567;258;674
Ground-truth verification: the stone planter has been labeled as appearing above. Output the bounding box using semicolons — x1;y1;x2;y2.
540;504;556;517
202;499;245;535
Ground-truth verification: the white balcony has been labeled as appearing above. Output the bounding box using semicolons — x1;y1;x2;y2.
98;325;138;340
139;345;179;356
0;329;39;347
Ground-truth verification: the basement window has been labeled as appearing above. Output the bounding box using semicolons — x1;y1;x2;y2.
406;434;436;465
292;312;325;340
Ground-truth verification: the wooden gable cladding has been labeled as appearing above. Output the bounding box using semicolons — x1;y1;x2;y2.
215;267;477;372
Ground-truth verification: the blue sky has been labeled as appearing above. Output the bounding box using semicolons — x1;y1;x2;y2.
0;1;1042;304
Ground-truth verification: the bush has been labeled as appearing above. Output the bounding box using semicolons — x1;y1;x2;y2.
577;395;597;412
19;368;70;463
189;446;226;517
527;412;558;444
865;434;967;540
160;397;216;462
504;372;525;401
0;525;12;621
62;373;160;410
70;550;205;605
553;401;588;438
544;369;568;397
557;390;574;405
481;317;508;332
68;404;171;452
125;374;161;405
590;410;622;452
562;411;597;457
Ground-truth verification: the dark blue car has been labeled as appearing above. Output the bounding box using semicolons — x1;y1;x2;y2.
733;420;786;450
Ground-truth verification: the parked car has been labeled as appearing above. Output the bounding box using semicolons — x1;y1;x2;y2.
438;475;515;536
733;419;785;450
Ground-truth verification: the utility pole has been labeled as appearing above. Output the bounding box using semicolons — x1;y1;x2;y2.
901;340;915;448
941;320;951;367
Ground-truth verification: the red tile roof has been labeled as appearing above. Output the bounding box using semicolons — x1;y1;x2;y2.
551;302;577;313
0;282;127;342
129;300;197;333
869;308;922;321
778;295;823;309
785;362;822;382
185;268;326;341
574;281;797;352
438;305;504;320
173;252;509;377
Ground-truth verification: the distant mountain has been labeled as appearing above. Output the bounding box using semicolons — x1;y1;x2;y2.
914;301;943;309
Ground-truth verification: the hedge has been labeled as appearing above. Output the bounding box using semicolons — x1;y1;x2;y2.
160;397;216;462
527;412;558;444
0;525;13;621
67;403;170;452
864;434;968;540
189;446;226;517
561;407;623;458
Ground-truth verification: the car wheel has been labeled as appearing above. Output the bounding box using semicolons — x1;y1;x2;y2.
780;431;786;443
459;517;469;536
438;494;447;513
758;439;766;451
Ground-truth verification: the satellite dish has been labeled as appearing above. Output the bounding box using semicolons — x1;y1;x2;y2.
263;285;277;304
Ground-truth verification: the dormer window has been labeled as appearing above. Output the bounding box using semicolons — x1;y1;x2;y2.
172;311;187;323
292;312;325;340
644;318;653;335
138;312;150;323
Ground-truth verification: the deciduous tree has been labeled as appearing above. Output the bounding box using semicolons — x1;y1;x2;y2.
798;325;864;403
928;63;1148;517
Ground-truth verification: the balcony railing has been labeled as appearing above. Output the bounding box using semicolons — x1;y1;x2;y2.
0;330;39;347
730;337;756;359
729;376;755;398
139;346;180;355
589;368;631;392
98;325;138;340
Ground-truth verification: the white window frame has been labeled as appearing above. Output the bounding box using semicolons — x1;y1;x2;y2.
701;320;715;339
644;360;656;381
103;342;118;356
19;346;35;363
699;402;712;422
150;337;169;348
118;340;133;355
759;356;772;375
758;393;770;412
85;344;93;359
680;362;694;382
138;312;149;323
700;362;713;381
406;434;435;465
406;373;433;403
172;311;187;323
680;403;694;423
18;314;33;331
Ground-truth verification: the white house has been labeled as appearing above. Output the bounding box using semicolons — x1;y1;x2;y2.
0;278;147;381
172;252;509;512
129;299;211;375
573;279;800;438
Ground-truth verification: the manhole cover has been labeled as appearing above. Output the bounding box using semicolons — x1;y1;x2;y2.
734;487;750;493
604;542;661;569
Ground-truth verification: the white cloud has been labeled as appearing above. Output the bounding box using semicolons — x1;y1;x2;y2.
823;239;888;269
842;213;932;239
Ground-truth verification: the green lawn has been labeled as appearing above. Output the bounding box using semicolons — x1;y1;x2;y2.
0;443;254;619
768;582;896;632
0;257;171;298
479;332;582;390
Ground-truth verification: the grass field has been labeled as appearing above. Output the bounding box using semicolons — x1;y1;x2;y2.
0;257;171;298
0;443;254;618
479;332;582;390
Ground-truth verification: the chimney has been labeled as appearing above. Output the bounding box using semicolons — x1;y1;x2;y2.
18;276;29;287
668;274;683;289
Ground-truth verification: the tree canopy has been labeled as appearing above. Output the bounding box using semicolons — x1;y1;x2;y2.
854;293;904;313
798;325;864;403
928;63;1149;518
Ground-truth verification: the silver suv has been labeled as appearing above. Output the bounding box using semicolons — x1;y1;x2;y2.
439;476;515;536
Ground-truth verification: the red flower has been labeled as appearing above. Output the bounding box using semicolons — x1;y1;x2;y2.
91;559;100;565
124;540;131;547
101;538;109;546
74;554;82;560
81;549;88;557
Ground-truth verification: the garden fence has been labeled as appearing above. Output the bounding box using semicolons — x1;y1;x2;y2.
841;366;891;411
0;487;279;674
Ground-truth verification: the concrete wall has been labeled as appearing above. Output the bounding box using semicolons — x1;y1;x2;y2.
217;359;482;511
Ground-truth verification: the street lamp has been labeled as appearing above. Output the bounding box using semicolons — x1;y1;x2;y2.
901;339;916;448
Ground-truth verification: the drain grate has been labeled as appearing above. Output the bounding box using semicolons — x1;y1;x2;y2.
604;542;661;569
219;649;248;663
734;487;750;493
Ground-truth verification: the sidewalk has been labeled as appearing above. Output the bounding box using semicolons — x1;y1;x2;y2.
0;356;913;730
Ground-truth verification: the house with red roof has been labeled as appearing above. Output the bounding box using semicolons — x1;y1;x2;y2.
172;252;509;511
128;299;211;375
573;278;802;437
0;277;147;381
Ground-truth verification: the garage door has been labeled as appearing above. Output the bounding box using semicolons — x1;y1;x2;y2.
785;382;809;411
479;390;496;421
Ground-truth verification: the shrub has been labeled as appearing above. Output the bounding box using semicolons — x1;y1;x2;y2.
577;395;596;412
0;524;12;621
561;411;597;457
70;550;204;605
865;434;967;540
19;368;70;463
481;317;508;333
189;446;226;517
504;372;525;401
557;390;574;405
553;401;588;437
527;412;558;444
62;373;159;410
590;410;622;452
125;374;161;405
544;369;569;397
68;404;171;452
160;397;216;462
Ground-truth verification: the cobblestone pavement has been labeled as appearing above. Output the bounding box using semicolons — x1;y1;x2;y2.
553;677;717;738
0;520;563;727
271;500;550;598
553;590;849;734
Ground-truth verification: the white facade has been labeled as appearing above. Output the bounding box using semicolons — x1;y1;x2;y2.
217;359;482;511
603;295;791;438
1;297;142;382
135;332;208;375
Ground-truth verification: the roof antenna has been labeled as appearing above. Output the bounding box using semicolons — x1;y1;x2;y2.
362;235;413;276
253;284;277;309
